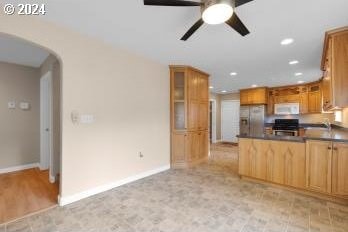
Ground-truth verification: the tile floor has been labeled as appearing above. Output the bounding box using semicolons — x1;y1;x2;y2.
1;143;347;232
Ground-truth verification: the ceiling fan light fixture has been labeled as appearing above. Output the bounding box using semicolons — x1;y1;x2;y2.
202;3;233;25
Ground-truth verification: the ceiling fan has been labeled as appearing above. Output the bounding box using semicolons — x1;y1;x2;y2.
143;0;254;41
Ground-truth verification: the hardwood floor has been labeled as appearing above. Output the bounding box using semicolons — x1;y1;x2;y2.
0;168;59;224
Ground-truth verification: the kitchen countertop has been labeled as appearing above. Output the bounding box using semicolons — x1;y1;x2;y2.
238;128;348;143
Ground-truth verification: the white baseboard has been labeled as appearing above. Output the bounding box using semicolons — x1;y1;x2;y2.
49;174;56;183
58;164;171;206
0;163;39;174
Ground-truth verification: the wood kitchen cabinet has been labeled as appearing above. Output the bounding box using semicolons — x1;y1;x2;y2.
267;141;306;188
321;27;348;110
170;66;209;168
238;138;306;189
306;140;332;194
306;140;348;198
240;87;268;105
238;138;254;176
332;143;348;196
239;138;348;200
274;94;299;104
307;83;322;113
299;92;308;114
238;139;268;180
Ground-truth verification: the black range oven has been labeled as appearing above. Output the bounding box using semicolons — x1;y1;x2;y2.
272;119;299;136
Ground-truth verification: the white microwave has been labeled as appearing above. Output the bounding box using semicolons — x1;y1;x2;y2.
274;103;300;115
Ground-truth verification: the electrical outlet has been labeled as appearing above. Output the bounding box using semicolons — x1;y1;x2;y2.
139;152;144;158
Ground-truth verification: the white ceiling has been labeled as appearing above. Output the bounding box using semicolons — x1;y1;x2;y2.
10;0;348;92
0;34;49;68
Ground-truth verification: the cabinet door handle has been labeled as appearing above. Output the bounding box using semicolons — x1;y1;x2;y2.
328;147;332;150
333;147;338;151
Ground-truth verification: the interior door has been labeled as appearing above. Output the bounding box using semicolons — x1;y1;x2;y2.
40;72;52;171
221;100;240;143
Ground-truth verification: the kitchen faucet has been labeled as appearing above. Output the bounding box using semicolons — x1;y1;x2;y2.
323;118;332;132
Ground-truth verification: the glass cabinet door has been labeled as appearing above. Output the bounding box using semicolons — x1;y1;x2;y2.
173;71;186;130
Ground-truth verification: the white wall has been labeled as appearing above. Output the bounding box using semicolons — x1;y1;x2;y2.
0;14;170;200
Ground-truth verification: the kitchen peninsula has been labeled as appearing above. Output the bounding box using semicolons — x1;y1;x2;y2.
238;27;348;203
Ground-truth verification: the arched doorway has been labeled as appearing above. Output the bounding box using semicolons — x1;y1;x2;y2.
0;33;62;223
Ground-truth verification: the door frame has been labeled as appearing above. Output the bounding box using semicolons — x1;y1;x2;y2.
221;100;240;143
209;99;217;143
40;71;54;182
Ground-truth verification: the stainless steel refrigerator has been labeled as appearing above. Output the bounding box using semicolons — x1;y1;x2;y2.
240;105;266;136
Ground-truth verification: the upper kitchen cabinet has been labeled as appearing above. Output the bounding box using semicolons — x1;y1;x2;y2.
321;27;348;110
267;83;322;115
307;82;322;113
240;87;268;105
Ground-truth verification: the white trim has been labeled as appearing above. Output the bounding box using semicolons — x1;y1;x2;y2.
49;174;56;183
209;99;217;143
40;71;53;171
58;164;170;206
0;163;39;174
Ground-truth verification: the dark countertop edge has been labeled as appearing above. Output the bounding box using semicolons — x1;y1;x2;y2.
301;136;348;143
237;135;305;143
237;135;348;143
264;123;348;131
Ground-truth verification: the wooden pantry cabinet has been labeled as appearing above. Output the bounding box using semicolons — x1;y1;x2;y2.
321;27;348;110
170;66;209;168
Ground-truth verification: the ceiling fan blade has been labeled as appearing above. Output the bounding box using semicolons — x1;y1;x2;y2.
144;0;201;6
235;0;254;7
225;13;250;36
181;18;204;41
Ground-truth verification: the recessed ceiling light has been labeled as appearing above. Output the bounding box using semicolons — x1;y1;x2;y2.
297;80;304;84
281;38;294;45
295;72;303;76
251;84;258;88
289;60;299;65
221;90;227;93
230;72;237;76
209;86;214;89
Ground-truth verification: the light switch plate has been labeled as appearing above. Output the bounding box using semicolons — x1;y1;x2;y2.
8;101;16;109
19;102;30;110
80;114;95;124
